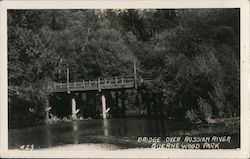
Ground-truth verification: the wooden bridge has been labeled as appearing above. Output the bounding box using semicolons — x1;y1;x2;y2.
48;61;152;120
49;76;150;93
48;75;151;119
48;60;151;93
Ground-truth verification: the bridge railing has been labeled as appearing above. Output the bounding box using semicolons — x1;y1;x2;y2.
52;76;136;92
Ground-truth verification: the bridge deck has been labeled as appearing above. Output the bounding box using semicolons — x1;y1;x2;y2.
49;76;147;93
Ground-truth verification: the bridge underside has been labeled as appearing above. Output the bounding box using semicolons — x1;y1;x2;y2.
49;89;139;120
48;76;150;120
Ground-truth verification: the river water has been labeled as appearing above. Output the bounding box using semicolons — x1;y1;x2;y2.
8;118;240;150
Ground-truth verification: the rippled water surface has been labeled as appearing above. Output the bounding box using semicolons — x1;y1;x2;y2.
8;118;240;149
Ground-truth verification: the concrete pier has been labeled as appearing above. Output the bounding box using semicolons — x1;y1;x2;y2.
71;97;77;119
101;94;107;119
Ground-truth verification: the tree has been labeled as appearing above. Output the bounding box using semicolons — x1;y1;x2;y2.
8;9;240;127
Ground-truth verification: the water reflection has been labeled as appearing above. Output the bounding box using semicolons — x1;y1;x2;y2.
72;121;79;144
8;118;239;149
45;125;52;147
103;119;109;136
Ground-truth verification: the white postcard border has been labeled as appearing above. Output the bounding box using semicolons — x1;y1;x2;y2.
0;0;249;158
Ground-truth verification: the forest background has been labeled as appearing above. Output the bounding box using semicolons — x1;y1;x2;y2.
8;9;240;128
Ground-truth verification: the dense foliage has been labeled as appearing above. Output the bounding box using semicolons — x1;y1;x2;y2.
8;9;240;128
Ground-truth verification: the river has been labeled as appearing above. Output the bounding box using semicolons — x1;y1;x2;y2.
8;118;240;150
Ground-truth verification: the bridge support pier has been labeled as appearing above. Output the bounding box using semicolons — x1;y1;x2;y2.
71;96;77;119
92;92;97;118
115;91;119;109
101;94;107;119
71;95;79;120
121;90;126;117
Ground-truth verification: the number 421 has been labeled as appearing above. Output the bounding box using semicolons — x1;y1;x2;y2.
19;144;34;150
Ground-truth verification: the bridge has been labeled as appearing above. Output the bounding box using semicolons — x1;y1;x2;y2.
49;76;145;93
48;61;152;120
